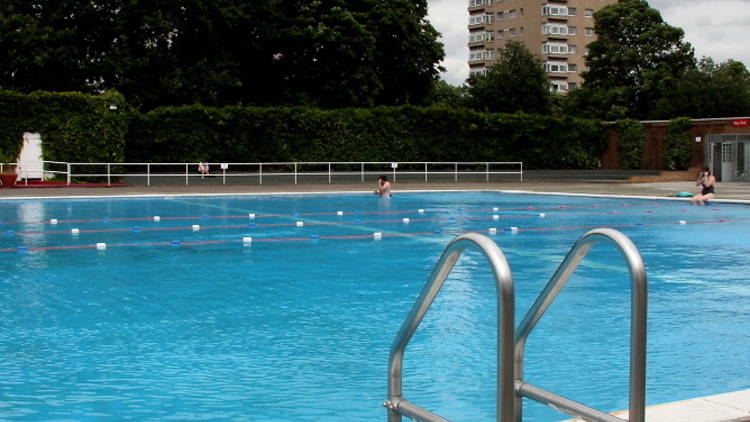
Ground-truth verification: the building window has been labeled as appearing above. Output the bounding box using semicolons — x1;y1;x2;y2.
585;27;594;36
469;14;493;25
469;31;494;43
550;80;569;92
544;61;569;73
568;63;577;72
497;30;505;40
542;23;576;36
508;9;516;18
470;67;489;77
568;82;577;90
520;7;524;16
509;27;518;37
584;8;594;17
469;49;494;61
542;5;568;16
542;42;577;55
568;7;576;16
497;11;504;20
469;0;489;7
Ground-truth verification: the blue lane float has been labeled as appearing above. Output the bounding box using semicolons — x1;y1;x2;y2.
171;240;181;247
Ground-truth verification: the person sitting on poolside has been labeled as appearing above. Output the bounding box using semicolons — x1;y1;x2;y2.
690;167;716;205
374;175;392;198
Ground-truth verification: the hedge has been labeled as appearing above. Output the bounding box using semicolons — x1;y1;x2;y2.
0;91;129;172
664;117;693;170
0;91;607;170
127;105;607;169
616;119;646;170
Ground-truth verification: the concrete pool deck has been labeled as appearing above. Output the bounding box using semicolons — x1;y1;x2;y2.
1;180;750;202
563;389;750;422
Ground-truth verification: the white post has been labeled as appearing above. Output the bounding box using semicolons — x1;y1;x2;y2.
424;163;428;182
147;163;151;187
361;163;364;183
328;162;332;184
294;162;298;184
185;163;189;186
486;162;490;182
520;162;523;182
67;163;71;186
455;162;458;182
259;163;263;185
222;168;226;185
107;163;111;186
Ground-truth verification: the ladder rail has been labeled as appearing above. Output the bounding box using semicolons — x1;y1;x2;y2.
386;233;516;422
513;228;647;422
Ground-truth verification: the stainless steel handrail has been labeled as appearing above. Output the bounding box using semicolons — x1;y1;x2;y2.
513;228;647;422
385;233;516;422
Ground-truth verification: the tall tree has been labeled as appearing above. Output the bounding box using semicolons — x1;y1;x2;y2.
424;79;468;108
367;0;444;105
0;0;444;109
466;41;551;114
581;0;694;119
670;58;750;118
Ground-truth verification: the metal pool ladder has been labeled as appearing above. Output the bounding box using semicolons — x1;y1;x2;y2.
384;228;647;422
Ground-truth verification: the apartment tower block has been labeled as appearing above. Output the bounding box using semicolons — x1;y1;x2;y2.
468;0;616;92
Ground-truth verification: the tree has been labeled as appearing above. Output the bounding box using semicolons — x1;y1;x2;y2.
581;0;694;119
670;58;750;118
367;0;444;106
424;80;468;108
466;41;551;114
0;0;445;110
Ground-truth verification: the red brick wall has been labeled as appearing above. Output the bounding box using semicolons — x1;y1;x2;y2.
602;118;750;170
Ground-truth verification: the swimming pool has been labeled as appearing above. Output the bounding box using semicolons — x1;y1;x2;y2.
1;191;749;421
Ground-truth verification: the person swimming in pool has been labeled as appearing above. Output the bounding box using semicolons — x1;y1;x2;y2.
374;175;392;198
690;167;716;205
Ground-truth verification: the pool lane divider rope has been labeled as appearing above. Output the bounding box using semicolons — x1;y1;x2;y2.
5;207;707;237
1;218;740;254
1;201;682;226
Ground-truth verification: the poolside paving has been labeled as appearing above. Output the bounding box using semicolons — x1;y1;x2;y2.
562;389;750;422
2;180;750;202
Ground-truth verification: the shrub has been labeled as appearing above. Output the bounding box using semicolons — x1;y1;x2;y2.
664;117;693;170
128;105;607;169
616;119;645;170
0;91;130;178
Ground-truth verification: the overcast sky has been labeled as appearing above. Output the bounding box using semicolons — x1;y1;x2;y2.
427;0;750;85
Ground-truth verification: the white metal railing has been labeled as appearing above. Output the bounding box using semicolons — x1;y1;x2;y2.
6;161;523;186
386;229;647;422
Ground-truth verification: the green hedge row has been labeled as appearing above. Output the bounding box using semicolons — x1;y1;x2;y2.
616;119;646;170
0;91;608;170
664;117;693;170
128;105;607;169
0;91;129;170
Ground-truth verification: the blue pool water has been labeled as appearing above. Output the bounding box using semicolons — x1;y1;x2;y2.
1;191;749;421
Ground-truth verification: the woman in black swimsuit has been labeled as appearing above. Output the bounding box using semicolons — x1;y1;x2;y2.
691;167;716;205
